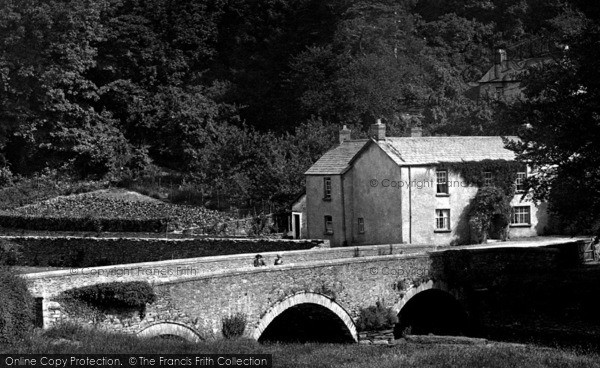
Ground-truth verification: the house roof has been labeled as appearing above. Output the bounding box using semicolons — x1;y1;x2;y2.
478;57;553;83
305;136;518;174
377;136;517;166
304;140;370;175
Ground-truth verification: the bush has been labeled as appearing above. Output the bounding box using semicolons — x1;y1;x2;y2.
59;281;157;320
0;267;34;343
467;187;511;244
61;281;156;310
0;214;170;233
222;313;247;339
356;301;398;332
168;185;205;206
42;321;87;340
0;239;23;266
247;214;275;237
0;167;15;187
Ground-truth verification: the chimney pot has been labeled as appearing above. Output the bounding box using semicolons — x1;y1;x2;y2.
494;49;507;79
495;49;507;64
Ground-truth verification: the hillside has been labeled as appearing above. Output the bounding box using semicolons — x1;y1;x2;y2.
0;189;229;233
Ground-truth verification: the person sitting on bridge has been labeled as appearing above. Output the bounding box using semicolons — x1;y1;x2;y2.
274;254;283;265
253;254;266;267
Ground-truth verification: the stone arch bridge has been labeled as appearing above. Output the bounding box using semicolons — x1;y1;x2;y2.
23;239;582;343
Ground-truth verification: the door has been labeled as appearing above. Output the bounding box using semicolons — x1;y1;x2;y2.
294;214;300;239
489;214;508;240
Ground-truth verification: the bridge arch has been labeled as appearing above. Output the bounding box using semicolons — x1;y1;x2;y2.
393;280;468;337
253;292;358;342
392;280;455;314
137;322;202;343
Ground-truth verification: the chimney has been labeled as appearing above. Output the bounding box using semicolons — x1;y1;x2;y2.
339;125;351;144
494;49;507;79
370;118;386;141
410;126;422;137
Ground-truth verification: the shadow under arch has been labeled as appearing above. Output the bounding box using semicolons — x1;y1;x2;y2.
253;292;358;343
392;281;468;338
137;321;203;343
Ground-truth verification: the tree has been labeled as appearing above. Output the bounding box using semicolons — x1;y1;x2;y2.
0;0;135;178
506;23;600;233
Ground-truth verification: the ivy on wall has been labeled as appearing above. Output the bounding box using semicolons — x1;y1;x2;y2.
439;160;524;244
468;187;512;243
58;281;157;322
439;159;523;195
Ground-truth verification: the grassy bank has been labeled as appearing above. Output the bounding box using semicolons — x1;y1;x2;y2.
1;326;599;368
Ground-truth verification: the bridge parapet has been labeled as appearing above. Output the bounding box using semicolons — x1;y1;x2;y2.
23;243;437;297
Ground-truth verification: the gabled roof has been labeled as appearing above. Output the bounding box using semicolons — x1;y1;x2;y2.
305;136;518;174
478;57;553;83
304;140;370;175
377;136;517;166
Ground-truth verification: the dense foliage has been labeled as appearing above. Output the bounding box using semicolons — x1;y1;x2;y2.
467;187;512;243
0;267;34;343
0;0;596;213
440;160;521;195
0;238;23;266
356;300;399;332
61;281;156;310
439;160;520;243
506;12;600;234
59;281;156;320
222;313;247;339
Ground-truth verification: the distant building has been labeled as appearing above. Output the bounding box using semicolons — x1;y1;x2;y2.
304;122;549;246
475;48;555;100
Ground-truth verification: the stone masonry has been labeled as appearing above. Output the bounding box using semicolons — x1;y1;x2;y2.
22;238;583;342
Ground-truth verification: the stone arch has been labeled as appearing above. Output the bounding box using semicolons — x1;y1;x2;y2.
393;280;468;337
137;322;202;343
252;292;358;342
392;280;455;314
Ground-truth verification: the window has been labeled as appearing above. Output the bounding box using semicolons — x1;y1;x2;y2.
511;206;531;225
324;215;333;234
483;171;492;186
495;86;504;98
515;171;526;192
323;177;332;200
435;209;450;231
436;170;448;195
357;218;365;234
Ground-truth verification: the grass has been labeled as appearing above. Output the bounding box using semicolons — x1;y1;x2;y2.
1;325;599;368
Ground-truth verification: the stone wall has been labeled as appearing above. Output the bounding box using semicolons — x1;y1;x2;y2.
3;236;327;267
306;175;345;246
